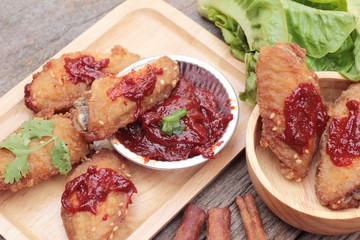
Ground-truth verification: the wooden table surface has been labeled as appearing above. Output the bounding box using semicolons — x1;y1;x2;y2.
0;0;359;239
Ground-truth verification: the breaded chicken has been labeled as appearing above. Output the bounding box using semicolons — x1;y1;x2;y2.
0;113;91;192
316;83;360;209
24;45;140;113
256;43;328;181
61;150;137;240
73;56;180;142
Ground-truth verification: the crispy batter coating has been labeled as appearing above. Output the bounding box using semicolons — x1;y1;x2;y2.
0;113;91;192
316;83;360;209
24;45;140;113
73;55;180;142
61;150;136;240
256;42;322;181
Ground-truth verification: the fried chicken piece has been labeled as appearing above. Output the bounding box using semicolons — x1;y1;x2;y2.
256;42;327;181
24;45;140;113
0;113;91;192
61;150;137;240
73;55;180;142
316;83;360;210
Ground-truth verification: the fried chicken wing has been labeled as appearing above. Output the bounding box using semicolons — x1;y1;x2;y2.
24;45;140;113
0;113;91;192
73;55;180;142
256;42;328;181
316;83;360;209
61;150;137;240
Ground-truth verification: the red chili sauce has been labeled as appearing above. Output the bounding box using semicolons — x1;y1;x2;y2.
116;77;233;162
107;64;164;118
326;100;360;167
64;55;110;84
283;83;328;155
61;165;137;215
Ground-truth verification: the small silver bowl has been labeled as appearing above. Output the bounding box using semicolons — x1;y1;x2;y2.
110;55;239;170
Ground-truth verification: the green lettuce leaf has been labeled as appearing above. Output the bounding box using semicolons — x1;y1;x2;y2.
344;0;360;80
347;0;360;17
198;0;288;52
281;0;356;58
291;0;347;11
239;52;258;105
340;25;360;80
305;35;355;72
207;8;249;61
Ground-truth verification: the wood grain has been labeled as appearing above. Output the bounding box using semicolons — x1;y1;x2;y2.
1;0;360;240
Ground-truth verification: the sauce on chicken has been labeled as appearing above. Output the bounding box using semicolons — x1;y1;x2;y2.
283;83;328;155
326;100;360;167
61;165;137;214
64;55;110;84
107;64;164;119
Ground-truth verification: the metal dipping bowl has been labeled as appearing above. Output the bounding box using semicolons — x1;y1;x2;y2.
110;55;239;170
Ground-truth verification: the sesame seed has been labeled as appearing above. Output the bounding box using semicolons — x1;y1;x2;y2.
118;210;122;217
296;159;302;164
125;173;131;178
285;172;294;179
163;67;168;71
260;141;268;148
40;141;45;144
269;112;275;119
113;226;119;232
293;154;298;159
91;227;96;232
119;202;124;207
272;127;277;131
121;164;126;169
109;233;114;240
125;209;128;215
50;72;55;78
99;120;104;125
160;79;165;85
304;149;309;154
110;222;114;227
277;120;281;126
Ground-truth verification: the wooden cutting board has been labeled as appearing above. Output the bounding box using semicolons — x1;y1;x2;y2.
0;0;251;239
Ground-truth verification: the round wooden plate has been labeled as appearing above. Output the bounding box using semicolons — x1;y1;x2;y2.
246;72;359;235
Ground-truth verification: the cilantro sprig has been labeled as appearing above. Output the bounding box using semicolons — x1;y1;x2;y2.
0;118;71;184
160;108;188;135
